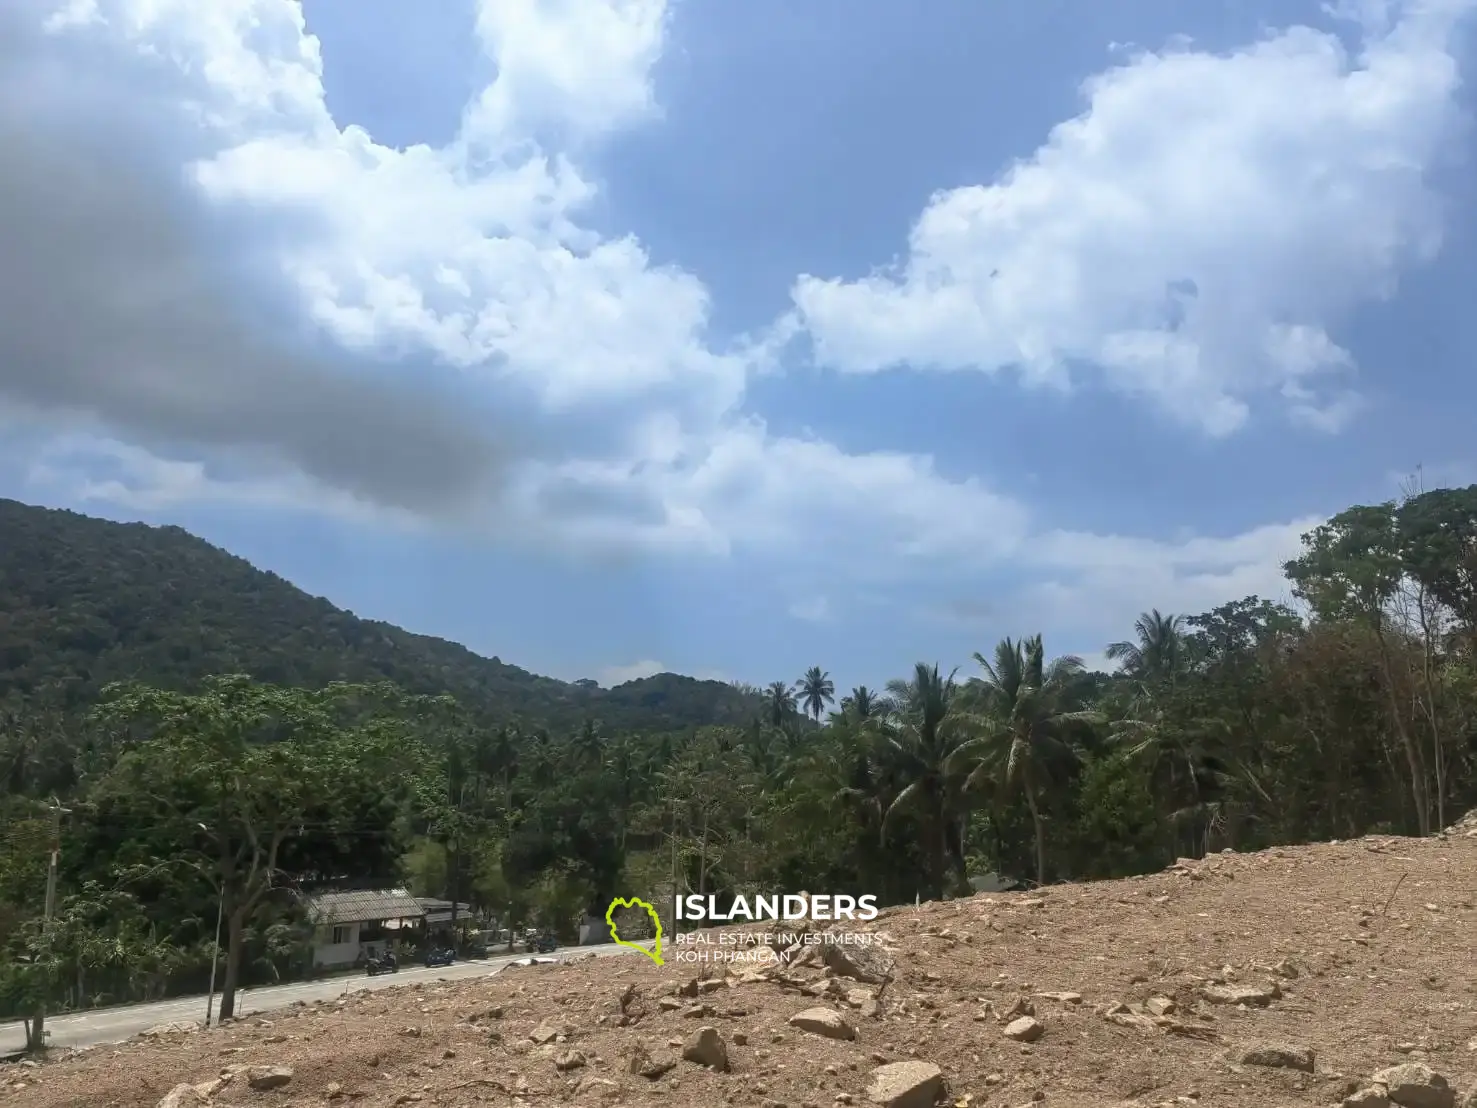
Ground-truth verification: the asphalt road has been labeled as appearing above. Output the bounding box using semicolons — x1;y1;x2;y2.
0;942;640;1054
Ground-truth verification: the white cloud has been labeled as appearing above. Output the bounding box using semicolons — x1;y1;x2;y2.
463;0;669;147
791;0;1474;435
597;659;667;686
7;0;1462;670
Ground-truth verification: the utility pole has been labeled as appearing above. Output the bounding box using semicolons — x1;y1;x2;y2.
30;799;71;1052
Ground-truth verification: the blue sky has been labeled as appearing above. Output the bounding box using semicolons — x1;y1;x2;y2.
2;0;1476;693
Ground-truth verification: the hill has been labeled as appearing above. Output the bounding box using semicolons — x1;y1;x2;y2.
0;498;758;734
11;814;1477;1108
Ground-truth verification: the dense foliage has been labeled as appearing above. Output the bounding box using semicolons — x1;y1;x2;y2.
2;487;1476;1050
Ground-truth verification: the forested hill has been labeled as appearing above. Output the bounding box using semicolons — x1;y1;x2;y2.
0;498;758;733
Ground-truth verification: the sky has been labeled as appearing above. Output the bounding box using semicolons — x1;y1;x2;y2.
2;0;1476;693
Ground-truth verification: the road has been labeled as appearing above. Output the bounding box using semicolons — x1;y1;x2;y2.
0;942;641;1055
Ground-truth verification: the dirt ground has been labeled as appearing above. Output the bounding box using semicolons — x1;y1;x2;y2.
5;816;1476;1108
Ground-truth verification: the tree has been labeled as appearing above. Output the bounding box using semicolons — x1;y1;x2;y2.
763;682;798;729
1285;506;1431;834
1106;610;1186;683
870;663;980;900
798;667;836;723
87;676;411;1021
970;636;1096;886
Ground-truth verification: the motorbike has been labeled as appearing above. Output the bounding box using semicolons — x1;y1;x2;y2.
531;931;558;953
423;947;456;968
365;952;399;976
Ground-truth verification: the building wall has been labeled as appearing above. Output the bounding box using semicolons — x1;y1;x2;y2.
312;921;362;968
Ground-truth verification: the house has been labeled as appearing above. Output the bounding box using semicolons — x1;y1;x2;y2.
414;897;474;929
303;889;426;969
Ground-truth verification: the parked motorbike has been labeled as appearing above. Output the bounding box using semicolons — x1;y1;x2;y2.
423;947;455;968
365;952;399;976
531;931;558;953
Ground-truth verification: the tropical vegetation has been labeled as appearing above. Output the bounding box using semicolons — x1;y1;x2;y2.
2;486;1476;1050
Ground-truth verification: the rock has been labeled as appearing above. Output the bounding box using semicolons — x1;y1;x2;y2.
1236;1042;1316;1072
1003;1016;1044;1042
682;1026;730;1071
554;1048;588;1071
629;1044;679;1079
1199;983;1278;1006
245;1065;294;1091
142;1021;201;1038
789;1007;858;1041
1344;1090;1394;1107
325;1082;345;1100
1145;996;1176;1016
822;940;896;985
1370;1064;1456;1108
865;1060;945;1107
530;1021;569;1044
998;996;1035;1020
156;1085;208;1108
1032;991;1081;1004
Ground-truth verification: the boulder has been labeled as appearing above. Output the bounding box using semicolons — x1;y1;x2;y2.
682;1026;730;1071
789;1006;858;1040
628;1044;679;1079
1003;1016;1044;1042
1370;1064;1455;1108
865;1060;945;1107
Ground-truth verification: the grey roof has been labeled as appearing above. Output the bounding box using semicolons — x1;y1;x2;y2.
416;898;473;925
306;889;425;925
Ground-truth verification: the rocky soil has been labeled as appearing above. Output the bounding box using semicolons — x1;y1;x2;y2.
5;814;1476;1108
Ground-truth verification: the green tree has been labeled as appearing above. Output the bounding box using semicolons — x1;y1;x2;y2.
87;676;410;1021
798;667;836;723
969;636;1096;886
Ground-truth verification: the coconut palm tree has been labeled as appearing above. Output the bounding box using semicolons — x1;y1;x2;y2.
763;681;798;729
1106;610;1186;683
969;635;1099;886
798;667;836;723
838;685;887;722
868;662;983;899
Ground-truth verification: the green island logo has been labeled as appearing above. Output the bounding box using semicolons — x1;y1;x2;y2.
605;896;665;966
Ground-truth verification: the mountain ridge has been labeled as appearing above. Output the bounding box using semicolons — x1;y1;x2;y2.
0;497;758;734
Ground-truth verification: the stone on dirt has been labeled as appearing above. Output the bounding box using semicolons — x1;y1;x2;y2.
1236;1041;1316;1072
822;940;896;985
682;1025;730;1071
865;1059;945;1107
1002;1015;1044;1042
155;1085;207;1108
628;1043;679;1079
1370;1063;1456;1108
789;1006;858;1040
245;1064;293;1091
1199;982;1279;1006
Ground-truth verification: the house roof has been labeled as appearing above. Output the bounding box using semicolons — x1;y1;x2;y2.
416;898;473;925
306;889;425;925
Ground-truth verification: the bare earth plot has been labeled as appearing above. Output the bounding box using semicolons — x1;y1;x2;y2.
5;815;1476;1108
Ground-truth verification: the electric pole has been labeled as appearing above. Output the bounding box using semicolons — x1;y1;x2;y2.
30;798;71;1052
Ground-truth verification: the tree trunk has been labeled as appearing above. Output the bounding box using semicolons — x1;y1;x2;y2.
217;908;246;1022
1024;787;1046;887
1374;625;1430;835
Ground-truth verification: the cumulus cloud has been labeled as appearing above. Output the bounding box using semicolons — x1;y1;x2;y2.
791;0;1475;435
0;1;516;518
2;0;1463;657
